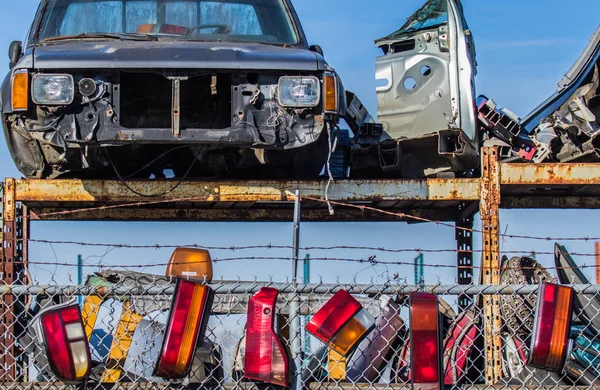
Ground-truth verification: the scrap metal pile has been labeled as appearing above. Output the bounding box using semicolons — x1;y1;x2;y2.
478;28;600;164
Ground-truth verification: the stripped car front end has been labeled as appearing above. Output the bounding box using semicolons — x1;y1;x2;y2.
2;0;346;179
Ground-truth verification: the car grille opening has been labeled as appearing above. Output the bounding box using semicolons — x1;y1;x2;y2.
119;73;232;130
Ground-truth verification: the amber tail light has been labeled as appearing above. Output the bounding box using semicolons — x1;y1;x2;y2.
154;279;214;379
306;289;375;356
528;283;574;372
244;287;289;386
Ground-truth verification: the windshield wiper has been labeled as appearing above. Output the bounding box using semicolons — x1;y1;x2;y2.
42;32;158;43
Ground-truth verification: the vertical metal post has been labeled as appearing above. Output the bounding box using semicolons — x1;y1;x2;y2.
0;179;16;381
456;202;475;311
480;147;502;384
303;254;311;359
289;191;302;390
78;255;83;305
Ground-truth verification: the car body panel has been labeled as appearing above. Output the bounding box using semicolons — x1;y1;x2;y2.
30;41;325;72
522;26;600;133
374;0;477;143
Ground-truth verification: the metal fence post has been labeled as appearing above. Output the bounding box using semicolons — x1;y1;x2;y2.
480;147;503;384
290;191;303;390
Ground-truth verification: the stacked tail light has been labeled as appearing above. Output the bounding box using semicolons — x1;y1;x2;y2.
244;287;289;386
34;301;91;381
528;283;574;372
306;290;375;356
410;292;442;390
154;278;214;379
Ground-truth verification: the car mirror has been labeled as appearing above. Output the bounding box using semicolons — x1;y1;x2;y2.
309;44;324;57
9;41;22;69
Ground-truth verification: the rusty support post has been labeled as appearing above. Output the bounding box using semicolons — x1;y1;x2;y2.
0;179;16;381
456;202;475;311
480;147;502;384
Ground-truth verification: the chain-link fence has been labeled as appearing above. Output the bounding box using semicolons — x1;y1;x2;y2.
2;269;600;389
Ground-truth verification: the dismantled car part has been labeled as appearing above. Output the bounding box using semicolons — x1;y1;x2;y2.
499;256;555;341
1;0;347;180
306;290;375;356
346;296;406;383
365;0;478;177
243;287;289;387
477;95;537;160
555;243;600;333
30;300;92;382
154;279;214;379
409;292;442;390
528;283;574;373
443;307;479;386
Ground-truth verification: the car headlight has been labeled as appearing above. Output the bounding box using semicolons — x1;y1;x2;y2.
277;76;320;108
32;74;74;105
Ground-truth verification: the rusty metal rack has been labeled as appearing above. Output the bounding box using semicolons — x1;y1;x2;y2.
4;146;600;384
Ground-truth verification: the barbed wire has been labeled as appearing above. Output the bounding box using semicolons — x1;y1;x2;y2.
17;239;600;258
15;193;600;242
23;253;600;272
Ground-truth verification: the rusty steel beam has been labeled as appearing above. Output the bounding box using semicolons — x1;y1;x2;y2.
479;147;503;385
29;207;463;222
13;178;480;204
501;163;600;185
502;196;600;209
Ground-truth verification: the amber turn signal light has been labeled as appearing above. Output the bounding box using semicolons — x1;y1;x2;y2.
323;73;337;113
12;71;28;111
528;283;574;372
165;248;213;282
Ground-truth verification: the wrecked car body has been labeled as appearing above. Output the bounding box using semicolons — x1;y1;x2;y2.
1;0;346;179
480;26;600;164
352;0;478;178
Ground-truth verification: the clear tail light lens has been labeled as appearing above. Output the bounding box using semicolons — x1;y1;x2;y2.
37;302;91;381
244;287;289;386
306;289;375;356
410;292;442;390
528;282;574;372
154;278;214;379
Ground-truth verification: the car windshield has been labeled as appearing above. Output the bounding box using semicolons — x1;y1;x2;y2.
36;0;300;45
380;0;448;40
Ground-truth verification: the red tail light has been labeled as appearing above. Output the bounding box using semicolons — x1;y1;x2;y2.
306;290;375;356
528;283;574;372
154;278;214;379
38;302;91;381
410;292;442;390
244;287;289;386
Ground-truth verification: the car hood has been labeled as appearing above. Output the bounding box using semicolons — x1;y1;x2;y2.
32;40;325;71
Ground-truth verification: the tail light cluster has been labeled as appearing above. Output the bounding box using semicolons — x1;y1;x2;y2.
306;290;375;356
410;292;442;389
35;302;91;382
243;287;289;386
154;279;214;378
529;283;574;372
38;281;575;386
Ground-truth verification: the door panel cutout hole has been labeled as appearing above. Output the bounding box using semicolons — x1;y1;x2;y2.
404;77;417;91
421;65;432;76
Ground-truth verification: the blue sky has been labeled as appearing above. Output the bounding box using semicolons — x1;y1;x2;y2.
1;1;600;287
